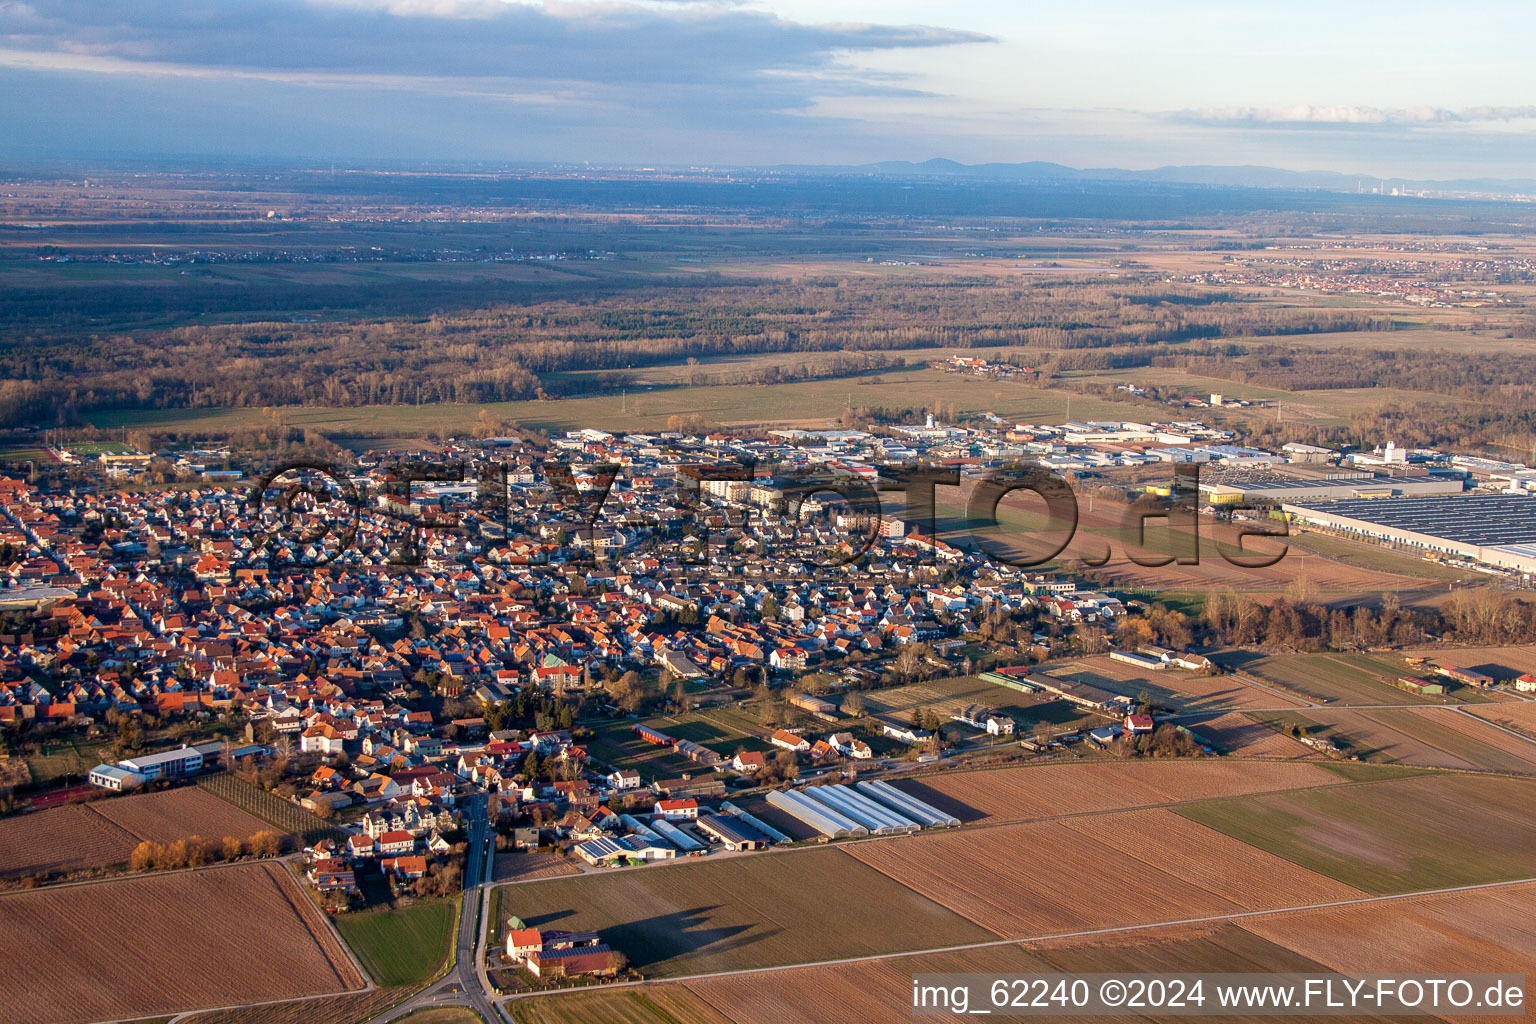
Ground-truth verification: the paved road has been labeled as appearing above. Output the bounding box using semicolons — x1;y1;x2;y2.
367;791;503;1024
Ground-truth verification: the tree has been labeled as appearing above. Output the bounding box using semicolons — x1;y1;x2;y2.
248;830;285;857
129;841;158;872
222;835;245;860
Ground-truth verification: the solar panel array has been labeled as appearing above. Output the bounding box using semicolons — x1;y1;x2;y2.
1288;493;1536;547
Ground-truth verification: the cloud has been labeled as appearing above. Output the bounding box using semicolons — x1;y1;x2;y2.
1173;104;1536;127
0;0;990;94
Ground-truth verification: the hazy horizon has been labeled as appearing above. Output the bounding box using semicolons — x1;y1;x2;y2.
3;0;1535;179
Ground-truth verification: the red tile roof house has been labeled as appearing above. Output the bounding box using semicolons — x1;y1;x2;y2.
380;854;427;880
770;729;809;752
1124;714;1155;735
652;797;698;821
506;926;544;961
377;830;417;855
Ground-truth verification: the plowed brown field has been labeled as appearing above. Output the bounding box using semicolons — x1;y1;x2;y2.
0;862;363;1024
894;760;1341;825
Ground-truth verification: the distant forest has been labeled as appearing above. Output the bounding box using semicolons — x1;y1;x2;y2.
0;277;1386;426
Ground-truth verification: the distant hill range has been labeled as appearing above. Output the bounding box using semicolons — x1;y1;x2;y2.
772;158;1536;198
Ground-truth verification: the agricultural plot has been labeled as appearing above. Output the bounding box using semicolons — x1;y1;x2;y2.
650;707;775;755
0;862;363;1024
500;846;993;978
333;899;457;988
1176;772;1536;894
198;773;347;843
87;785;273;844
1239;881;1536;1014
892;759;1343;825
493;848;581;885
1466;700;1536;739
1235;654;1443;706
511;988;734;1024
1399;645;1536;678
845;809;1361;938
1356;708;1536;774
1049;656;1303;712
1180;712;1318;759
857;675;1042;718
0;803;138;878
182;987;411;1024
685;945;1059;1024
1262;708;1523;771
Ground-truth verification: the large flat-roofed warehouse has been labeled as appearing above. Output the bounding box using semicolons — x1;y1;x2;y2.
1202;474;1462;505
1282;493;1536;573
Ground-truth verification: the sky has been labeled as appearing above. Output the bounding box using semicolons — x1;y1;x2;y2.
2;0;1536;178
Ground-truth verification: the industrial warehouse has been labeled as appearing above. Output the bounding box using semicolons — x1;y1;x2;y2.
1282;492;1536;574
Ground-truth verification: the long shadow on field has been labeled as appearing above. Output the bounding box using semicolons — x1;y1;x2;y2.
525;905;763;970
889;779;985;824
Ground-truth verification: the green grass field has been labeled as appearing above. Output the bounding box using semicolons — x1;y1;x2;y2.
334;899;459;988
1176;772;1536;894
24;737;110;785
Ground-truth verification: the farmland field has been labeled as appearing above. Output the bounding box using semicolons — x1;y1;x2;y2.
1256;707;1536;771
845;809;1362;938
1239;881;1536;1014
1181;712;1318;758
184;986;411;1024
0;862;363;1024
198;773;348;843
891;759;1344;825
493;848;581;885
510;988;734;1024
0;803;138;878
1177;772;1536;893
333;898;458;988
1466;700;1536;739
499;846;993;977
88;785;274;844
1355;708;1536;774
1234;653;1446;706
1044;656;1305;712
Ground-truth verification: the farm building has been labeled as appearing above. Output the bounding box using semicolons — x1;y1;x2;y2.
719;801;792;844
1438;665;1494;688
979;667;1042;694
672;738;723;766
1517;673;1536;693
633;724;673;746
789;694;837;715
951;704;1015;735
527;945;618;979
766;788;868;838
1397;676;1445;695
649;817;706;853
855;780;959;828
574;835;675;866
696;813;769;851
803;784;920;835
1110;650;1166;671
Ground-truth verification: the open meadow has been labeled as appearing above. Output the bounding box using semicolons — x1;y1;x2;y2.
0;862;363;1024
